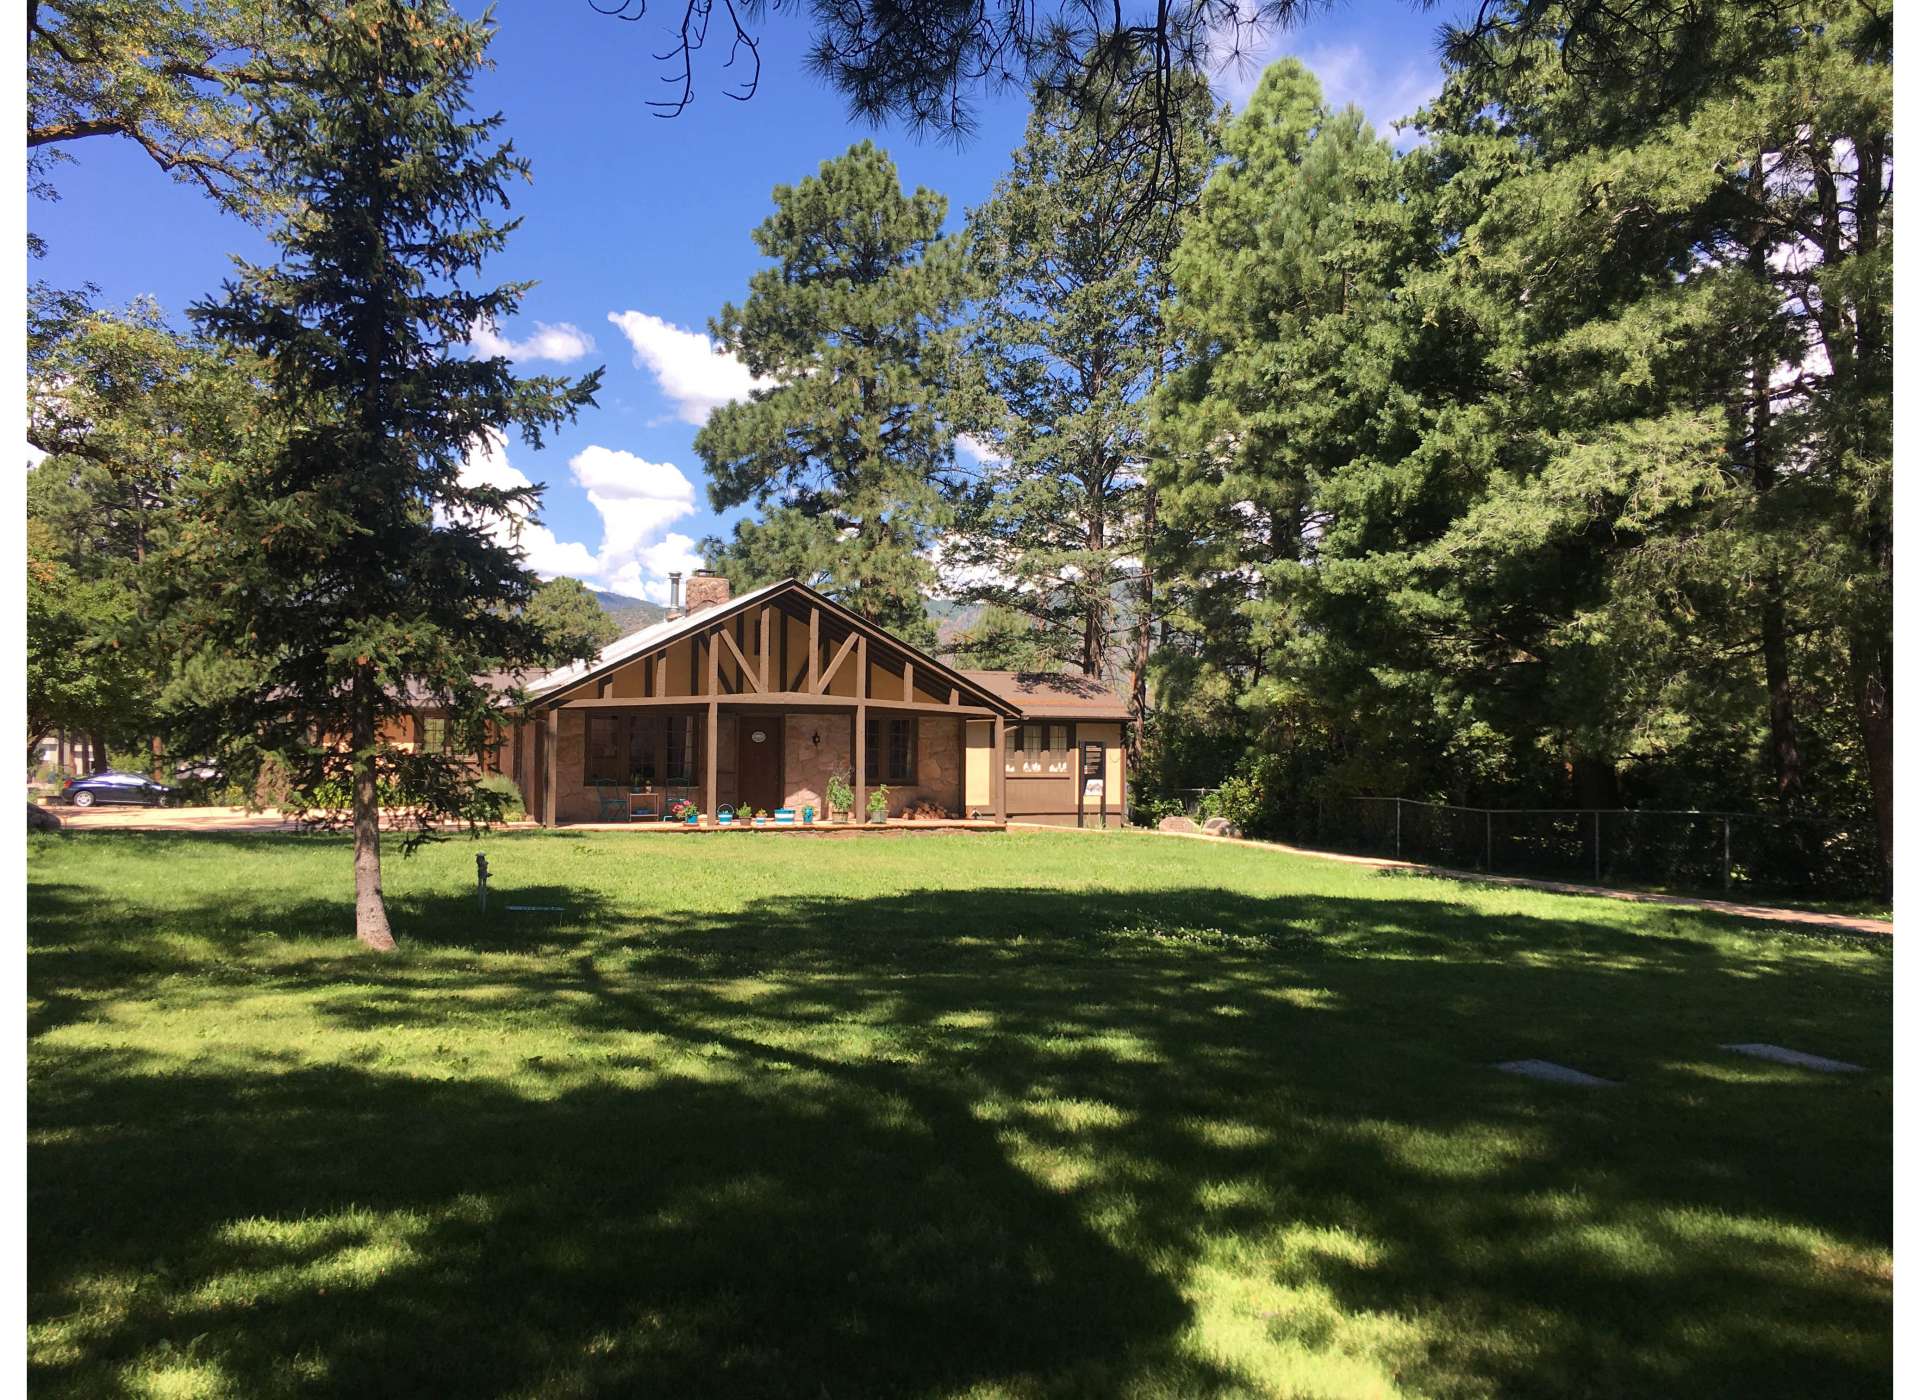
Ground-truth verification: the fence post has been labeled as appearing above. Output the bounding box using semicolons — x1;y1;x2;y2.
1723;816;1731;894
1394;799;1402;861
1593;811;1602;884
1485;810;1492;873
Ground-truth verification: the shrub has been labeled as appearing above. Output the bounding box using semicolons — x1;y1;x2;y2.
825;771;855;818
476;772;526;822
1204;752;1297;840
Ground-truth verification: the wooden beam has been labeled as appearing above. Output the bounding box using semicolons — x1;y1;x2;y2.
653;654;665;699
715;626;764;693
555;692;999;715
814;632;858;694
807;607;819;692
707;627;720;697
855;633;867;701
902;660;913;704
758;606;772;691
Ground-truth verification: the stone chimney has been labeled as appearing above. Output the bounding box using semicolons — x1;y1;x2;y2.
684;569;732;616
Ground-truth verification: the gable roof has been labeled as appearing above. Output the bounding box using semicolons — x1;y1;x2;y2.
527;578;1019;714
959;670;1133;722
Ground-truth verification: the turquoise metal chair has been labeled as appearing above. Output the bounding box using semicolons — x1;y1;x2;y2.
594;784;631;821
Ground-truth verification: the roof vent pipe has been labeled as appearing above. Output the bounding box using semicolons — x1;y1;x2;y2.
667;571;683;619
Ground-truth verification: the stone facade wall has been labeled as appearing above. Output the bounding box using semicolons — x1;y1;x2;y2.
876;716;963;817
783;714;853;819
552;709;592;823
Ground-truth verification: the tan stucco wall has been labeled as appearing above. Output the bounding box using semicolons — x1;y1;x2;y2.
963;719;993;813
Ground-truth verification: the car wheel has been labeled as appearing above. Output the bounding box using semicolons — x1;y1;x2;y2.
71;790;95;809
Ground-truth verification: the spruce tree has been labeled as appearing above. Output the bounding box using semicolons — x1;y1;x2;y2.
167;0;600;949
695;142;962;646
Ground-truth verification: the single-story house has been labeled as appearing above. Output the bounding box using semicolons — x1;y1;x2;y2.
476;572;1130;827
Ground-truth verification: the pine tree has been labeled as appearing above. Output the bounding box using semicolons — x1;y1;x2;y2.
695;142;962;647
949;79;1214;689
165;0;600;949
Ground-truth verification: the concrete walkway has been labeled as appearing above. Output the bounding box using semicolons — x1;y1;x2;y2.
1016;823;1893;938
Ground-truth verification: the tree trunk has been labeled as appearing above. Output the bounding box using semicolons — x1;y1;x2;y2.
89;729;109;773
1850;626;1893;885
352;676;396;951
1130;486;1156;762
1757;584;1802;808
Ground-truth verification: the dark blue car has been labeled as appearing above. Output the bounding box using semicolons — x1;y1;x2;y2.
61;771;174;808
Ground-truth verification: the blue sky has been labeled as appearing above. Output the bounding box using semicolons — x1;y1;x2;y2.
29;1;1455;603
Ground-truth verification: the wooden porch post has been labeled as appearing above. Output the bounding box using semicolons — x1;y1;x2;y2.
544;707;559;826
992;715;1006;823
705;631;720;822
705;700;719;823
853;634;868;820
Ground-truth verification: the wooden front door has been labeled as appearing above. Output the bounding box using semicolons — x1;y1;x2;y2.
737;718;783;812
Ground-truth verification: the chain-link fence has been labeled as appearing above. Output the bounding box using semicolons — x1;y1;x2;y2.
1308;796;1884;902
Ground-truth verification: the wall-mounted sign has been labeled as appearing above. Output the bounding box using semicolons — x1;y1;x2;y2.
750;730;766;743
1083;778;1104;800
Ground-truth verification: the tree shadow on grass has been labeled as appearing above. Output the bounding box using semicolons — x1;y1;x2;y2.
28;867;1892;1397
30;1050;1209;1399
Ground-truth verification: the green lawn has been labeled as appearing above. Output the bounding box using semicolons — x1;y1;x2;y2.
28;828;1891;1399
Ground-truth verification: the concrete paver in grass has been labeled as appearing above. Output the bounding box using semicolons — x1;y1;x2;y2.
1722;1043;1865;1074
1494;1059;1619;1087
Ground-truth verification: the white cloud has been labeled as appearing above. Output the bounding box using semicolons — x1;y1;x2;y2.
1208;30;1444;147
954;433;1010;471
607;310;773;425
468;317;596;363
452;433;700;601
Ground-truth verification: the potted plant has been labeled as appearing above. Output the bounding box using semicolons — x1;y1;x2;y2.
825;771;854;824
749;807;767;827
867;785;890;825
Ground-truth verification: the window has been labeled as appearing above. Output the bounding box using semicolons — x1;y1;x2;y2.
664;716;696;785
865;717;915;784
422;716;450;752
588;714;699;787
586;713;623;784
1004;722;1072;774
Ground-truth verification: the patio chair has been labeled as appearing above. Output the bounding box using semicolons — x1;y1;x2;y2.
594;784;631;821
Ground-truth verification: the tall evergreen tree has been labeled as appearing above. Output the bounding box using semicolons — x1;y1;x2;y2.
948;79;1214;692
695;142;962;647
164;0;600;949
1153;62;1433;792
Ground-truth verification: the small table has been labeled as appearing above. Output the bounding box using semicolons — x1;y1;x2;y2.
627;790;664;821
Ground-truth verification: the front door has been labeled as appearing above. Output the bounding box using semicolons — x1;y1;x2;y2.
737;719;783;813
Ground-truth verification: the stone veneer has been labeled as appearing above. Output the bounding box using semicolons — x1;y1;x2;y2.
782;713;963;819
